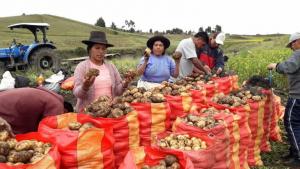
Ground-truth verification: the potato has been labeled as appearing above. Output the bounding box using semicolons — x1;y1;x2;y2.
159;160;167;166
130;88;139;95
124;95;135;103
0;142;10;156
0;155;6;163
252;95;262;101
86;68;99;77
141;165;151;169
111;108;124;118
68;122;82;130
30;152;44;163
33;147;44;154
150;93;165;103
164;155;178;166
15;140;34;151
133;92;143;98
170;162;180;169
7;150;34;163
0;131;9;141
143;91;152;98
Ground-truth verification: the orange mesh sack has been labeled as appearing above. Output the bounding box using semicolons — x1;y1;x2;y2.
189;103;250;169
207;101;253;167
119;146;195;169
210;99;266;167
130;102;171;146
172;111;230;169
190;89;207;105
154;131;216;169
211;75;239;93
269;93;284;141
93;111;140;168
0;132;61;169
165;94;193;123
38;113;115;169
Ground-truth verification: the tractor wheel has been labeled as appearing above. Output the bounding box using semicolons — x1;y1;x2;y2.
30;48;59;71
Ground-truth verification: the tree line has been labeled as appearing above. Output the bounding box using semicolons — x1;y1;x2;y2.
95;17;222;34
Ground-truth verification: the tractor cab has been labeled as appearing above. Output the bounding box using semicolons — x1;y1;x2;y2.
8;23;50;44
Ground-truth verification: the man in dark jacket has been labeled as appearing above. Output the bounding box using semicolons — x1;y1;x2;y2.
268;32;300;166
0;87;69;134
196;32;226;75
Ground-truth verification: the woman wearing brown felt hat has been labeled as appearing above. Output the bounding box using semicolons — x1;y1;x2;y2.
73;31;133;112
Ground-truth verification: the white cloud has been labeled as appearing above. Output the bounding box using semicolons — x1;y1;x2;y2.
0;0;299;34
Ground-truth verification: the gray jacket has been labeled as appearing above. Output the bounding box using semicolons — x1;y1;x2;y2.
276;49;300;99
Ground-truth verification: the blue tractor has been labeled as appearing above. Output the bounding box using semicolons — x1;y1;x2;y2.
0;23;58;71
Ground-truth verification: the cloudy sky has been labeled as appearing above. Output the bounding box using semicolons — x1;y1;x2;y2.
0;0;299;35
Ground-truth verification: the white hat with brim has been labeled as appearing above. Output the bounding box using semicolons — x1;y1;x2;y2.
215;33;226;45
286;32;300;48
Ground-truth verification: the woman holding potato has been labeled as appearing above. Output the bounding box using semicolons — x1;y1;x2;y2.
73;31;132;112
137;35;181;90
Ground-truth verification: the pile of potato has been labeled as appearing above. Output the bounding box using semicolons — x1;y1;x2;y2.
176;73;215;86
212;88;264;107
84;96;134;118
200;107;231;116
212;93;247;107
152;81;199;96
0;128;51;164
142;155;180;169
181;114;222;130
121;86;165;103
158;134;207;151
68;122;95;132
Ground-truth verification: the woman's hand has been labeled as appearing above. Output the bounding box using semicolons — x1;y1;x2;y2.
0;117;14;137
216;67;223;75
203;65;212;74
123;76;134;88
82;75;96;91
267;63;277;70
144;48;151;61
172;52;182;63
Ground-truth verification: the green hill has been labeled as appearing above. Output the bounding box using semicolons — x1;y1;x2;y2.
0;14;289;58
0;14;153;50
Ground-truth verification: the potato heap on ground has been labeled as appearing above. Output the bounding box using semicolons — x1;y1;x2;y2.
0;126;51;164
121;86;165;103
181;114;222;130
142;155;180;169
84;96;133;118
68;122;95;132
158;134;207;151
212;87;265;107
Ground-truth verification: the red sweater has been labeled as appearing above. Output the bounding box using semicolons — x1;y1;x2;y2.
0;87;64;134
